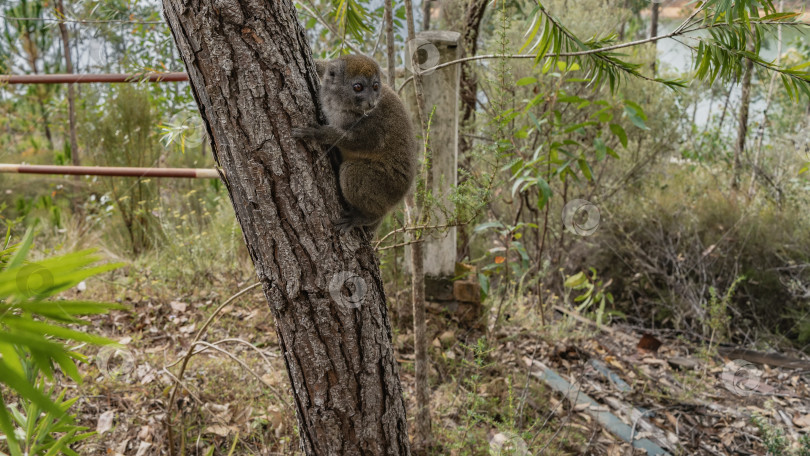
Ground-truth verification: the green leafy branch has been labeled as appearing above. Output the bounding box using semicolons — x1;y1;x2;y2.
294;0;364;55
521;2;686;91
563;268;615;327
331;0;372;43
691;16;810;101
518;0;810;99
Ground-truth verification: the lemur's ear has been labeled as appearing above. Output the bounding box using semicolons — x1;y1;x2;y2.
314;59;343;80
314;59;329;78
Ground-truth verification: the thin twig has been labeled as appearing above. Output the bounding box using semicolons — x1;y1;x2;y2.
192;341;292;410
165;282;262;455
376;238;424;251
161;368;204;405
163;337;279;369
374;220;470;249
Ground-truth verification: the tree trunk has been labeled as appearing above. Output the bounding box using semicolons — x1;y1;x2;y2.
459;0;487;157
22;31;54;150
161;2;411;455
55;0;80;167
385;0;396;86
409;229;430;453
457;0;487;261
422;0;432;31
618;0;629;41
403;0;431;451
734;52;754;190
717;84;733;132
650;3;659;75
748;0;784;196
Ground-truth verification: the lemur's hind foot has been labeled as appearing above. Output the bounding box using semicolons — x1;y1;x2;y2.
334;208;381;234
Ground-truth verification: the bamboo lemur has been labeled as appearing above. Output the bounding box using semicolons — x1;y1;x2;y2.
293;55;416;234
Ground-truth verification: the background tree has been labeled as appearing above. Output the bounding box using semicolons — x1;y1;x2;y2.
2;0;59;150
54;0;79;167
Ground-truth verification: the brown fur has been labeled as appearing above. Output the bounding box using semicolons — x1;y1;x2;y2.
341;55;379;79
294;55;417;234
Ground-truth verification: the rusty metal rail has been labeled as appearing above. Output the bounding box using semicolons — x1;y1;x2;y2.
0;164;219;179
0;72;189;84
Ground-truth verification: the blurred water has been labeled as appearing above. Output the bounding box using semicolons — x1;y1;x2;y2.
656;18;807;129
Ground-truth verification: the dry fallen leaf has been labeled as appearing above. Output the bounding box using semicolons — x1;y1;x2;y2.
264;404;286;437
438;330;456;345
664;411;679;429
642;358;668;366
606;444;623;456
605;356;624;370
637;333;662;353
137;425;152;441
134;441;151;456
145;343;168;354
205;424;234;437
179;323;196;334
793;413;810;428
96;410;115;435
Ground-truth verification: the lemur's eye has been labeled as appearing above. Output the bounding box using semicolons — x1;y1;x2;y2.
372;82;380;91
329;71;336;77
353;83;363;92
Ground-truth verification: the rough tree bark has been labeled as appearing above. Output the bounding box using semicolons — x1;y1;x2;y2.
422;0;432;30
385;0;396;86
457;0;487;261
161;1;411;455
458;0;487;158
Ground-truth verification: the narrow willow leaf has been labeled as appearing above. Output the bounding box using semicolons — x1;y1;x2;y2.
609;123;628;148
537;177;552;209
516;76;538;86
594;138;607;161
520;9;542;53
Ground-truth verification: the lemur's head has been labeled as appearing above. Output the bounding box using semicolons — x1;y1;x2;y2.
321;55;382;115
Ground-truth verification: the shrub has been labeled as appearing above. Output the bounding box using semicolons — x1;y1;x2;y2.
592;165;810;345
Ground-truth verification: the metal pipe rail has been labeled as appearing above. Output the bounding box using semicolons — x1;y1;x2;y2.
0;164;219;179
0;72;189;84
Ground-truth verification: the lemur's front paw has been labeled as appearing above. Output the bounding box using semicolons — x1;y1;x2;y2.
334;215;357;234
292;124;322;139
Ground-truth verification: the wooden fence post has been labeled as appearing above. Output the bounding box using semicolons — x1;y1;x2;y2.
404;30;461;300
